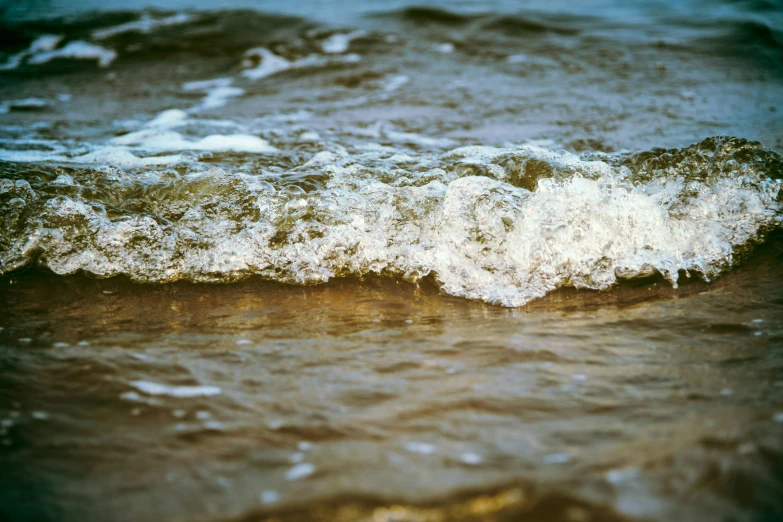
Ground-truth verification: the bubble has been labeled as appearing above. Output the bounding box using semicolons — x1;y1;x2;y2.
284;198;308;212
53;174;75;185
281;185;306;197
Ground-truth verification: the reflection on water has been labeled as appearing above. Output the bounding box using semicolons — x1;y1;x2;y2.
1;237;783;522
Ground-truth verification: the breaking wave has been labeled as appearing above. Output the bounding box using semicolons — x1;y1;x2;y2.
1;136;780;306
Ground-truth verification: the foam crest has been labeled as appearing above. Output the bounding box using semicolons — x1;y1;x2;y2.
28;41;117;68
1;137;780;306
241;47;361;81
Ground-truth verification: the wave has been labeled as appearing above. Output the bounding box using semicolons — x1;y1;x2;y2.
1;136;780;307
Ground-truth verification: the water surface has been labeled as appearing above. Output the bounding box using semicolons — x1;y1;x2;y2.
1;1;782;521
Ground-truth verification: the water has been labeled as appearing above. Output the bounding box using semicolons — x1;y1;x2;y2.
1;1;782;521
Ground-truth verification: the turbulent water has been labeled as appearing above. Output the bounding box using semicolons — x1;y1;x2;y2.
1;1;783;521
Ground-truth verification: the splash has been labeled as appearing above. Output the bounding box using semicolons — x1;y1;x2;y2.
1;137;780;306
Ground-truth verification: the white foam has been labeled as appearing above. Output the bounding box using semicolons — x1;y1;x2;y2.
111;127;277;153
260;490;280;504
148;109;189;128
241;48;361;81
460;452;482;464
606;467;641;484
506;54;559;67
241;48;292;80
386;130;455;148
29;41;117;68
92;13;192;40
30;35;64;53
404;442;436;455
0;53;24;71
0;146;183;167
130;380;222;398
183;78;244;110
383;74;409;92
320;30;366;54
0;35;63;70
0;98;49;114
434;43;455;53
199;86;245;110
543;453;572;464
285;463;315;481
3;138;779;308
183;78;233;91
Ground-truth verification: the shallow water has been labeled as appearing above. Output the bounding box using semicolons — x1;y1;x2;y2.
1;1;783;521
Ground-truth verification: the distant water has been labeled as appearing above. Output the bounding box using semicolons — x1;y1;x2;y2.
1;1;782;522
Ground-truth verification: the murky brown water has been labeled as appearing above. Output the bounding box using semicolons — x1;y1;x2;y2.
2;235;783;522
